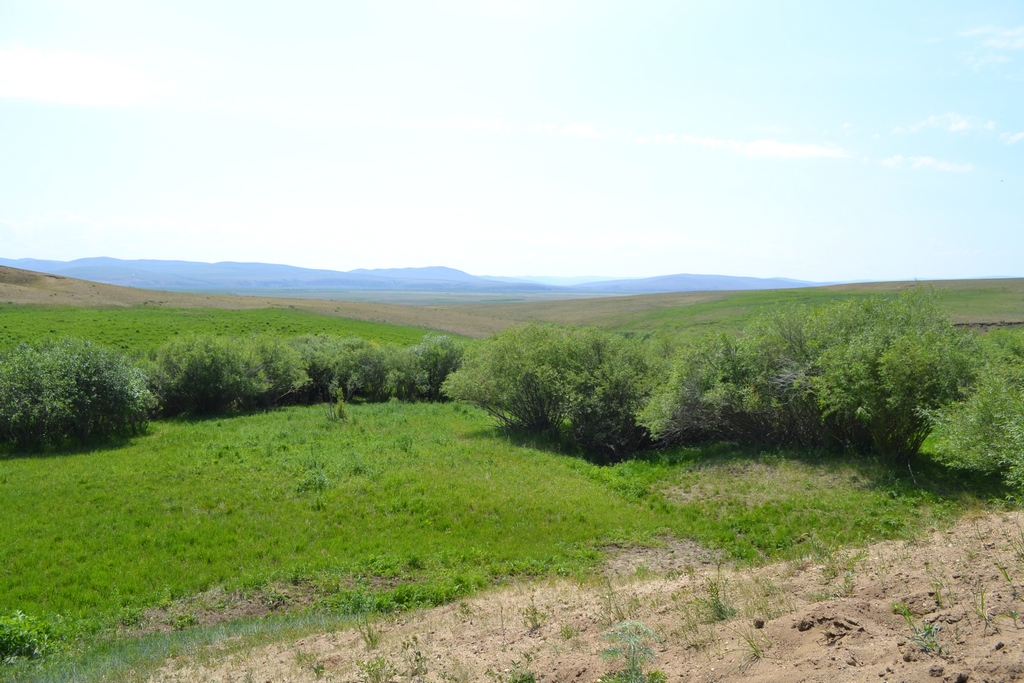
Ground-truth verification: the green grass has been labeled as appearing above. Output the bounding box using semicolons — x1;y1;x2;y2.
0;305;434;352
0;403;1001;624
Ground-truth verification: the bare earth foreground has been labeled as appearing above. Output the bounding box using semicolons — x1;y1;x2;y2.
151;513;1024;683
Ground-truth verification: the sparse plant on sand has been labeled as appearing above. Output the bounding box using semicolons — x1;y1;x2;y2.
598;620;667;683
522;597;547;633
697;573;736;623
731;626;772;671
402;636;428;679
357;613;382;650
894;603;943;654
357;656;397;683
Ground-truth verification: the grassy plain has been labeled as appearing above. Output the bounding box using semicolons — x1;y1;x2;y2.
0;402;998;623
5;265;1023;340
0;305;432;352
453;278;1024;337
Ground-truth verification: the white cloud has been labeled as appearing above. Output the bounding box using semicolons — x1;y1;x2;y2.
675;135;847;159
0;46;183;107
898;112;991;134
964;26;1024;50
559;123;603;139
633;132;847;158
1000;132;1024;145
881;155;975;172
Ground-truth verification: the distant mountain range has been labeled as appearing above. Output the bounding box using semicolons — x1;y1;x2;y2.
0;257;820;295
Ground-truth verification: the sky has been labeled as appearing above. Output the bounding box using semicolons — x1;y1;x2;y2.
0;1;1021;281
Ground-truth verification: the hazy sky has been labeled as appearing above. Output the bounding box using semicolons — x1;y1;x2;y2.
0;1;1021;280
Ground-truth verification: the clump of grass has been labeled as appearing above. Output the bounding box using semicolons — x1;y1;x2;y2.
732;626;772;672
357;613;382;650
600;581;642;625
970;581;995;635
598;620;667;683
0;611;57;661
357;655;397;683
894;603;943;654
487;658;537;683
402;636;428;679
522;597;547;633
697;573;736;623
560;624;579;640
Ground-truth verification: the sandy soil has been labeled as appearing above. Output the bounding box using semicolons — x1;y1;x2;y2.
150;511;1024;683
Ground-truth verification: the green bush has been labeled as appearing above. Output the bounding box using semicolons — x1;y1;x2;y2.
150;334;307;416
0;339;153;447
444;325;577;432
643;289;977;461
809;289;977;460
932;331;1024;490
443;325;657;460
565;329;660;461
290;334;463;404
0;611;55;660
410;335;464;401
642;310;834;449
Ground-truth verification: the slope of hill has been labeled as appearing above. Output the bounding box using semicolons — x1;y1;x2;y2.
3;264;1023;340
571;272;815;292
0;257;819;296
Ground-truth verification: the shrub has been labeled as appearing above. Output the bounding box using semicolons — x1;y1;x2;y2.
565;329;660;461
809;289;978;460
444;324;578;432
0;611;55;660
642;310;834;449
151;334;307;416
443;325;658;459
289;335;370;403
932;331;1024;490
0;339;153;447
410;335;464;401
643;289;977;461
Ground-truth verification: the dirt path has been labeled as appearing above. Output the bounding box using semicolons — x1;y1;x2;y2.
150;512;1024;683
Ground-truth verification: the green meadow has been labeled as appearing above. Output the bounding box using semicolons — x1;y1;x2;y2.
0;401;998;622
0;305;432;352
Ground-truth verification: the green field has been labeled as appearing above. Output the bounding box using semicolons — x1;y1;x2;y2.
0;305;434;352
0;401;999;623
453;279;1024;337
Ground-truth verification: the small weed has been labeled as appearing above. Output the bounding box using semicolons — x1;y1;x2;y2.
560;624;579;640
697;573;736;623
169;613;198;630
598;620;667;683
600;581;642;625
357;613;382;650
487;659;537;683
522;598;547;633
674;601;718;651
0;611;56;660
357;656;397;683
996;562;1018;600
731;626;772;672
439;661;471;683
971;582;996;635
296;651;326;678
402;636;428;679
894;603;943;654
